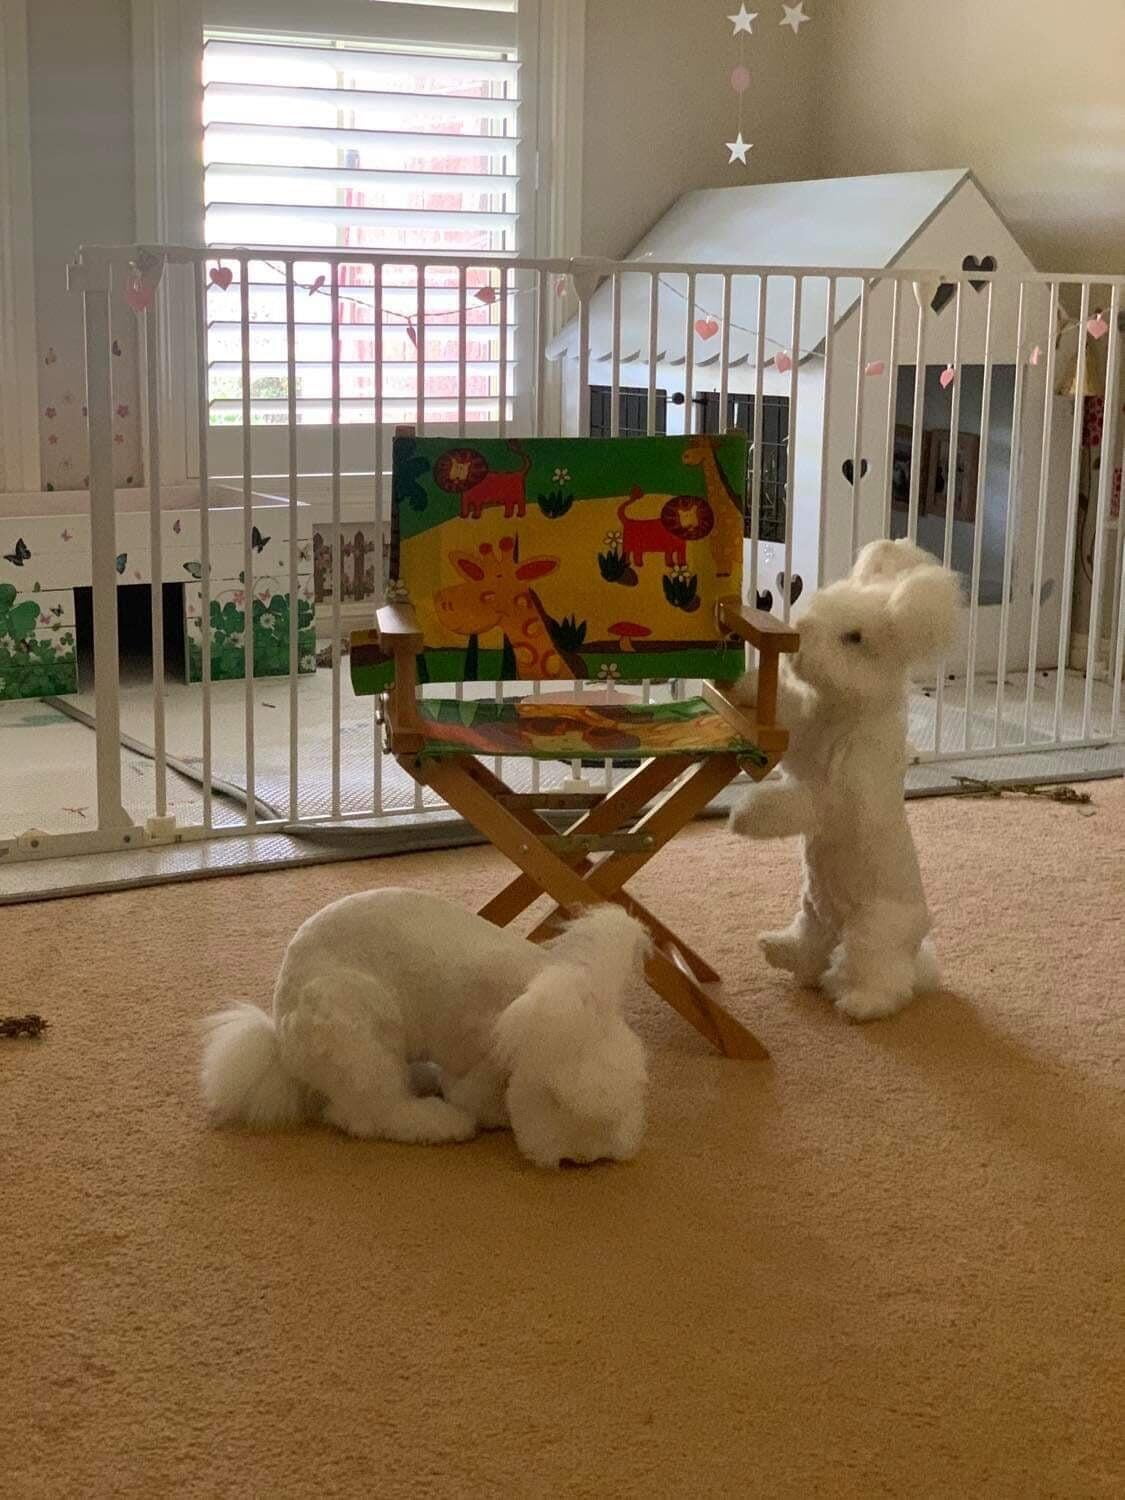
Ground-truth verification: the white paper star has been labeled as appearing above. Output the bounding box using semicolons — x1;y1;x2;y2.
726;132;753;165
780;2;810;33
728;5;758;33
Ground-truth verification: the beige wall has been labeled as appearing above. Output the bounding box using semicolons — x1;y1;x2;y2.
816;0;1125;273
27;0;140;488
581;0;821;259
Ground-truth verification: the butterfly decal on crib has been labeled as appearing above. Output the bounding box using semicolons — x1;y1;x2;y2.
252;526;270;554
3;538;31;567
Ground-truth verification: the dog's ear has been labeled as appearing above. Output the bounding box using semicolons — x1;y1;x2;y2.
494;966;646;1120
559;906;652;990
493;967;586;1070
886;564;962;663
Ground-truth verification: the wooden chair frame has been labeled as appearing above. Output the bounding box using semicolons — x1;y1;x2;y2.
376;596;799;1060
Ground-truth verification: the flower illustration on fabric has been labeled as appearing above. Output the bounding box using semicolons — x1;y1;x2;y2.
47;435;58;445
113;434;125;445
603;529;623;549
669;563;692;580
116;404;130;418
386;579;411;603
597;663;622;682
45;406;56;420
232;590;245;607
552;467;571;485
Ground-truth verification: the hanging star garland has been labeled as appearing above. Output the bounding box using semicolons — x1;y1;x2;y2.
725;7;755;168
780;3;811;34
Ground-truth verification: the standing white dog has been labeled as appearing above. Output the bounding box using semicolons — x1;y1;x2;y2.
729;539;962;1021
200;891;650;1168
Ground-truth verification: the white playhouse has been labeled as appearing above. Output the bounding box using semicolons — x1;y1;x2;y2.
550;169;1081;675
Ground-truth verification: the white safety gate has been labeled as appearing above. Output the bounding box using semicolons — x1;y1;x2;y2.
1;245;1122;863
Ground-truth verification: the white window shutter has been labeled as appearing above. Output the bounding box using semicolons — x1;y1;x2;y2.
201;6;521;428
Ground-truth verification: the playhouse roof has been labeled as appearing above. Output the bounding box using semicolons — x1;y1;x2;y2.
548;168;981;371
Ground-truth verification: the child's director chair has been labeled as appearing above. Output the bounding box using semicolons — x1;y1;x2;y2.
350;431;798;1059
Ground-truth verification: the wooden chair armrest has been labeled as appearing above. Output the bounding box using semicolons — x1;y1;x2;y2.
374;604;425;749
376;602;424;652
718;598;800;654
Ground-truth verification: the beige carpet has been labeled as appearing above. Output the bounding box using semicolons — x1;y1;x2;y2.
2;785;1123;1499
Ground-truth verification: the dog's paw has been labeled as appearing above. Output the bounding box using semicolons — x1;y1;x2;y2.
728;790;763;837
832;986;911;1023
759;929;800;973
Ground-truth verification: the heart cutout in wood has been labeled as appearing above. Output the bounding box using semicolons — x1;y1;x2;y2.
694;317;720;341
842;458;869;486
755;588;773;613
209;265;233;291
930;283;957;315
776;571;803;605
962;254;997;292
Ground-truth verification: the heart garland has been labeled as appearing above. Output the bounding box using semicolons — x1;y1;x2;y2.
842;458;869;486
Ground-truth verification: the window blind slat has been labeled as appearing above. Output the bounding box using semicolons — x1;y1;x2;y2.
204;80;519;125
204;37;520;86
206;202;519;233
205;121;520;157
206;163;517;195
203;1;516;50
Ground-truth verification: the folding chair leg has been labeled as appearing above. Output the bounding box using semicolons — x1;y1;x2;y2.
646;949;769;1060
418;757;768;1060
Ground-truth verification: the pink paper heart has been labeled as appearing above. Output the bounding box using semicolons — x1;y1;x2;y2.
1087;313;1109;340
940;365;956;389
694;317;720;340
474;287;497;305
1029;345;1042;366
731;65;751;94
864;360;886;377
123;277;154;313
209;265;233;291
774;351;793;373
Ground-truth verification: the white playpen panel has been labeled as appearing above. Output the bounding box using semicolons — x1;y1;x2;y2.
1;246;1121;861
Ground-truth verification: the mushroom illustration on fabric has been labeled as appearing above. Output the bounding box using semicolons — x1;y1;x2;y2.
610;621;652;653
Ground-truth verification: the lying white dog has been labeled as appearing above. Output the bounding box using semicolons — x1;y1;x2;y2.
729;539;962;1021
200;891;649;1169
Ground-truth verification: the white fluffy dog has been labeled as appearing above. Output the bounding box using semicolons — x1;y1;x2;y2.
729;539;962;1021
200;891;650;1169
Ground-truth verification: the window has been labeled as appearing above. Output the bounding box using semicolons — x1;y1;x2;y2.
136;0;583;483
699;391;789;543
588;384;668;438
202;7;521;431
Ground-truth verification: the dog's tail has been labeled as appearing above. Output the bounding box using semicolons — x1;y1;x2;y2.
200;1003;313;1129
